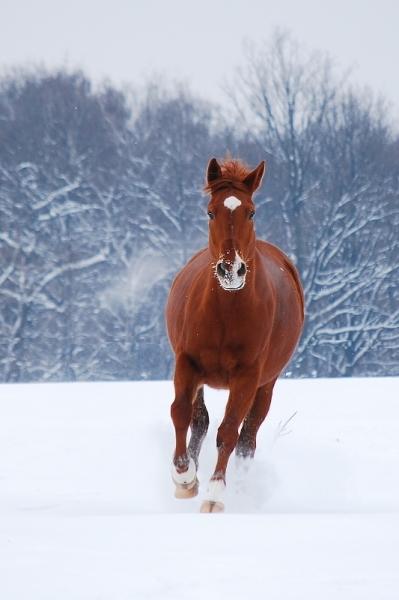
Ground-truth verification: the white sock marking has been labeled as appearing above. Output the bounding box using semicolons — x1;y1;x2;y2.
206;479;226;502
224;196;241;211
171;457;196;485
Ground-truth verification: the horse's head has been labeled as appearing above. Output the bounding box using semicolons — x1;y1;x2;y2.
204;157;265;291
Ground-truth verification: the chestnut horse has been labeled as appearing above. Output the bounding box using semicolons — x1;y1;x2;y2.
166;157;304;512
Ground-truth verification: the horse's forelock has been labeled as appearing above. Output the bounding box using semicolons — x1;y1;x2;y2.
204;159;252;195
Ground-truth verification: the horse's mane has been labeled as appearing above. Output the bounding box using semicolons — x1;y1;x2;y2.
204;159;252;194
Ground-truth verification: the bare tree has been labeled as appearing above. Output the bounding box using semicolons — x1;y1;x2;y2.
1;63;397;381
231;31;339;273
230;33;399;376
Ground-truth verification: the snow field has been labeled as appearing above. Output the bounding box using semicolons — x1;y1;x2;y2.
0;378;398;598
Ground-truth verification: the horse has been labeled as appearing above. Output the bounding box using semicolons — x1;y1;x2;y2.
166;157;304;512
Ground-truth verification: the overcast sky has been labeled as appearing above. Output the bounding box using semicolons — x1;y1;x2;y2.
1;0;398;117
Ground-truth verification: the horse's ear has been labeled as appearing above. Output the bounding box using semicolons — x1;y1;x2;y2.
243;161;266;193
207;158;222;183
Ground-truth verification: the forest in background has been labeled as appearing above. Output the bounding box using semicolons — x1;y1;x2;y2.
1;34;398;382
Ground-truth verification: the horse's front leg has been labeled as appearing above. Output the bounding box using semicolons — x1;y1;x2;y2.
200;368;259;513
171;353;199;499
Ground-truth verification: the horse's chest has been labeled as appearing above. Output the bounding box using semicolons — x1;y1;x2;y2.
195;324;257;385
199;344;242;374
186;296;267;384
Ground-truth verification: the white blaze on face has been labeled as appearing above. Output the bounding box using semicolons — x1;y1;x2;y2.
232;251;245;275
223;196;241;211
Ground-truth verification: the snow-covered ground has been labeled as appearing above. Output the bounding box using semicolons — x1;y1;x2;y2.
0;378;398;599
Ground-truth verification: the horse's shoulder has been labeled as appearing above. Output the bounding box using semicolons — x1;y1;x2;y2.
170;247;209;290
256;239;304;317
185;247;209;268
256;239;287;261
256;239;295;270
180;247;210;277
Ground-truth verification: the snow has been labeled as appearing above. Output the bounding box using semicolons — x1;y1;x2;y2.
0;377;398;598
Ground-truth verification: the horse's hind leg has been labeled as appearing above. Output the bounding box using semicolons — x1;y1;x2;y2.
188;387;209;468
171;354;199;498
235;379;276;459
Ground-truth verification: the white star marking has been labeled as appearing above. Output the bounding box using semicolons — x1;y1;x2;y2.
223;196;241;211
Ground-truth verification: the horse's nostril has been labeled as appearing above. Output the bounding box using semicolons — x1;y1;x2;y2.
217;262;228;277
237;263;246;277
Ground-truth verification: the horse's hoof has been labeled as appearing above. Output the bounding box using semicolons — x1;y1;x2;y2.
174;477;199;499
172;457;197;499
200;500;225;513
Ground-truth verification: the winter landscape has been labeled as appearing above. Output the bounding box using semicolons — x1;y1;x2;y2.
1;377;398;598
1;31;398;384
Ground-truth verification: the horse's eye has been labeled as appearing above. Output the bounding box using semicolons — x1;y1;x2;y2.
249;210;255;220
208;211;215;220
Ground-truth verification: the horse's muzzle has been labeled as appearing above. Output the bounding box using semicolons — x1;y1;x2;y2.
215;254;247;291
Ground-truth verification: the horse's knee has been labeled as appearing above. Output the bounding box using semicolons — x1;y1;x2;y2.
216;419;239;453
171;396;192;430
